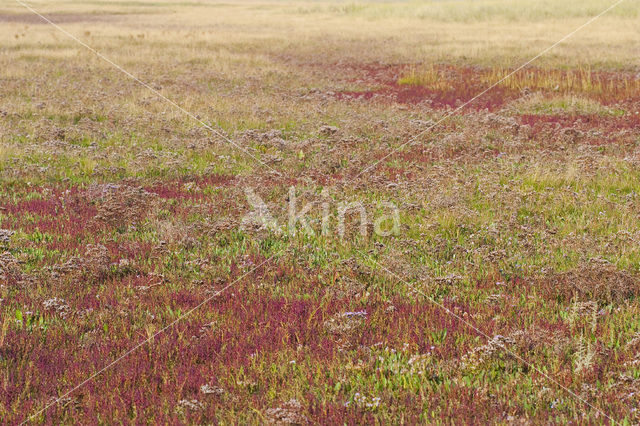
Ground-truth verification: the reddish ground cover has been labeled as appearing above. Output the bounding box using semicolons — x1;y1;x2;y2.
325;63;640;110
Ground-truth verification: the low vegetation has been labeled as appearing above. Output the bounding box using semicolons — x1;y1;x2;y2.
1;0;640;423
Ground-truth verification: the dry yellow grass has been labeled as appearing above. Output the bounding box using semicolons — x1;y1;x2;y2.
2;0;639;67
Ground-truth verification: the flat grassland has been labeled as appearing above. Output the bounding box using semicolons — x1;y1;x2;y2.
1;0;640;423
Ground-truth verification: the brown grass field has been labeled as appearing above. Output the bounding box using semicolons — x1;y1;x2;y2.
1;0;640;423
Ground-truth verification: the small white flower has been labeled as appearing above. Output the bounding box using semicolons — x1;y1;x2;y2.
176;399;204;412
200;384;225;396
